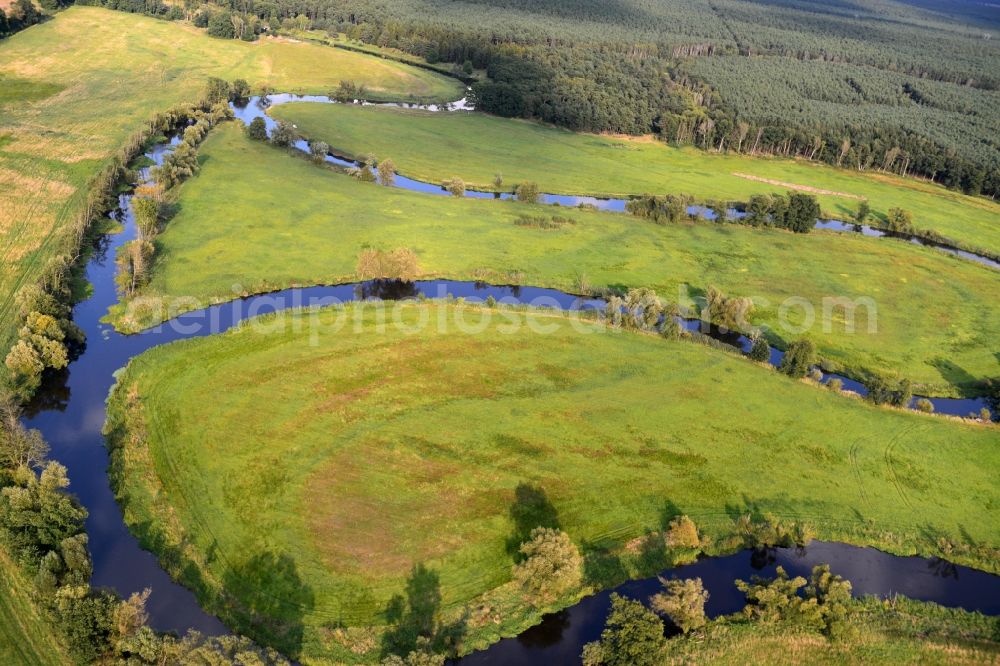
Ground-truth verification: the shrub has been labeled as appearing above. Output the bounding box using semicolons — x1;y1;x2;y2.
513;214;571;229
623;288;662;330
206;11;235;39
781;192;819;233
246;117;268;141
270;121;297;148
705;286;753;332
131;197;159;241
310;141;330;164
855;200;870;224
625;194;690;224
356;248;421;281
332;80;366;103
806;564;853;638
512;527;583;605
514;181;540;204
736;566;814;625
649;577;708;633
377;158;396;186
442;177;465;197
865;376;911;407
582;594;666;666
660;316;683;340
827;378;844;392
779;338;816;377
664;515;700;549
229;78;251;101
886;207;914;232
745;193;772;226
748;334;770;362
735;514;813;548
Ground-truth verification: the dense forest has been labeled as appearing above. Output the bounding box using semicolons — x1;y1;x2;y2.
16;0;1000;195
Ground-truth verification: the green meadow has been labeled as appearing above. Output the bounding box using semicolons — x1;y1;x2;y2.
0;6;462;363
106;301;1000;662
0;548;70;666
271;102;1000;257
112;124;1000;394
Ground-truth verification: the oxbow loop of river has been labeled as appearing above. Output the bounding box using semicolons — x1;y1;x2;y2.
15;97;1000;657
231;93;1000;271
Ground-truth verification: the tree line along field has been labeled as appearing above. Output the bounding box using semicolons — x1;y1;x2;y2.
271;102;1000;257
0;5;463;374
219;0;1000;194
104;301;1000;663
0;547;70;666
109;124;1000;395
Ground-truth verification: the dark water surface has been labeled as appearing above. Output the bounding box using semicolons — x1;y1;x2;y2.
455;541;1000;664
18;102;999;652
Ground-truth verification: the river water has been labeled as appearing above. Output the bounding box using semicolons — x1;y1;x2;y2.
231;94;999;271
16;101;999;659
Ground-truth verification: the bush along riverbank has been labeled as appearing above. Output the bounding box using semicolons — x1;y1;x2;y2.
1;79;238;404
1;77;294;665
583;566;1000;665
0;397;288;664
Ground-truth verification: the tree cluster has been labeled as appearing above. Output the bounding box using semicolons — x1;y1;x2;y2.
584;562;854;664
0;0;45;38
4;287;83;400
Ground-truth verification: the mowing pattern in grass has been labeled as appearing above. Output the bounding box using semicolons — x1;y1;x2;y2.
106;302;1000;662
0;548;70;666
114;124;1000;393
270;102;1000;257
0;6;462;364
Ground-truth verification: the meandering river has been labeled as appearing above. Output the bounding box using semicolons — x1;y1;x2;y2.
232;94;1000;272
18;99;999;661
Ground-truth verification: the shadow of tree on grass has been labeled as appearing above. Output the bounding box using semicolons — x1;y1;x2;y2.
506;482;560;559
381;563;467;660
223;549;315;659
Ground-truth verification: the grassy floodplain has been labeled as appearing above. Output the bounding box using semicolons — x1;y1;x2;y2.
0;6;462;362
270;102;1000;257
106;301;1000;663
111;124;1000;394
0;548;70;666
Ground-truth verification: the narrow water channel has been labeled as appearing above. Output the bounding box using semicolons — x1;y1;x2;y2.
17;107;999;658
231;94;1000;271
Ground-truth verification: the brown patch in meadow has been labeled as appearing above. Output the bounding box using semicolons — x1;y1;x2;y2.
303;441;505;576
732;172;863;199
